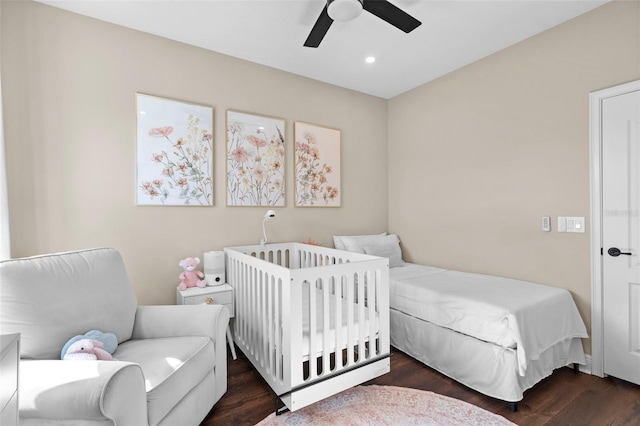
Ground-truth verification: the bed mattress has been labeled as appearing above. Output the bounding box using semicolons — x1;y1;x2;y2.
389;263;588;376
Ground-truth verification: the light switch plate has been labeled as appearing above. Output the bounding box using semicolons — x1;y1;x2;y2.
569;217;585;233
558;217;567;232
558;216;585;233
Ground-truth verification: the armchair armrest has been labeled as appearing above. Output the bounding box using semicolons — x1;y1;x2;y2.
132;304;230;341
132;304;230;396
19;360;147;426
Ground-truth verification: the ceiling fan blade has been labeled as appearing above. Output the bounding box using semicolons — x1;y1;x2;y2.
304;5;334;48
362;0;421;33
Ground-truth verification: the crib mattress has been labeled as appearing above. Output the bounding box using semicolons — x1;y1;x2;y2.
389;263;588;376
301;286;379;358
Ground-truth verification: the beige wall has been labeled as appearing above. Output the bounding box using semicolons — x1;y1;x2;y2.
388;0;640;353
1;1;388;304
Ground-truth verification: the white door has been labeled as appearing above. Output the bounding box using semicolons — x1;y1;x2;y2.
602;87;640;385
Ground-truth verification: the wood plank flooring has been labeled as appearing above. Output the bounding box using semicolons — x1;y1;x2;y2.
202;346;640;425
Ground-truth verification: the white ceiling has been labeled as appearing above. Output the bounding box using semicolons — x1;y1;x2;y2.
34;0;610;99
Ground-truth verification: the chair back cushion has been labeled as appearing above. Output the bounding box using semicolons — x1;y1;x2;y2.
0;248;138;359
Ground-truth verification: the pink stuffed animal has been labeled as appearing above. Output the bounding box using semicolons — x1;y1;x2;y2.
178;257;206;290
63;339;117;361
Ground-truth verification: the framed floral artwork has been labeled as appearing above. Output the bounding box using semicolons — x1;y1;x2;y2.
294;122;341;207
136;94;213;206
226;110;286;206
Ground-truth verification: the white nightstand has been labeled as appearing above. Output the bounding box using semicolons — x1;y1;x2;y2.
177;284;236;360
0;333;20;426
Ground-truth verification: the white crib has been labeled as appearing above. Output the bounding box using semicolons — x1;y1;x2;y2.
224;243;390;413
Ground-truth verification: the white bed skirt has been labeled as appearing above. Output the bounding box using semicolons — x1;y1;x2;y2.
390;309;586;402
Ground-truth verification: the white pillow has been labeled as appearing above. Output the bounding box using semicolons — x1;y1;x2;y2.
333;233;386;252
362;234;404;267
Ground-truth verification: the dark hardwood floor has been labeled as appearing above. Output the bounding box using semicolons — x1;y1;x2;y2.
203;346;640;425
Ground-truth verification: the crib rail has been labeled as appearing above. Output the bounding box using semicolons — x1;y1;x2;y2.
225;243;390;411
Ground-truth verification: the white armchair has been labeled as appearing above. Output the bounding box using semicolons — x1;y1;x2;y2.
0;248;230;426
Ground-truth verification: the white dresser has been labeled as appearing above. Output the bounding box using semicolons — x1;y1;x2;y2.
177;284;236;360
0;333;20;426
176;284;234;317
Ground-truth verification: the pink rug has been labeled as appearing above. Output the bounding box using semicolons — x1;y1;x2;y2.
257;385;515;425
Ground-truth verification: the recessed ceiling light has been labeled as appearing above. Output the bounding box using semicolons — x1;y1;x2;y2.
365;56;376;64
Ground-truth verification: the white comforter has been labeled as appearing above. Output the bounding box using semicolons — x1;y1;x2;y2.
389;263;588;376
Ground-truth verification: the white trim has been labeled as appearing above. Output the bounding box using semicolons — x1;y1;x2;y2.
0;77;11;261
577;354;592;375
589;80;640;378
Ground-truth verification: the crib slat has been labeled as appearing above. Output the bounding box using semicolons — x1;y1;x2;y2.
267;275;273;376
289;275;302;388
322;277;330;375
357;270;365;362
368;270;377;357
335;277;343;370
346;272;355;366
308;279;317;380
275;275;282;382
252;269;257;359
260;271;267;367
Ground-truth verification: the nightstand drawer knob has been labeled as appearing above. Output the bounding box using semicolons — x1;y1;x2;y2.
206;297;214;304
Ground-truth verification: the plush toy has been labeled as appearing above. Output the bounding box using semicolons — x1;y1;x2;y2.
178;257;206;290
60;330;118;360
63;339;117;361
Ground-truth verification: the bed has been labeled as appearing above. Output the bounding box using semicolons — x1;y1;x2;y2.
333;233;588;409
224;243;391;413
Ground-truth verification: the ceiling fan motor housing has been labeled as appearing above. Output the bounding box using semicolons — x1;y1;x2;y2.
305;0;420;48
327;0;364;21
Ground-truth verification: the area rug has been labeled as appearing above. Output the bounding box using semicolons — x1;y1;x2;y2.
256;385;515;425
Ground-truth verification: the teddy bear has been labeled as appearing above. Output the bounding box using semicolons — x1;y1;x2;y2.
63;339;117;361
178;257;206;290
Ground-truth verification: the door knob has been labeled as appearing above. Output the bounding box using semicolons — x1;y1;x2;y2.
608;247;632;257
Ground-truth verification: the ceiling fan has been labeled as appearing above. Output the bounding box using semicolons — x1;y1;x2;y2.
304;0;421;48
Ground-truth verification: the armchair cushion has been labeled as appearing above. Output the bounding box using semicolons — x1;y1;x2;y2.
132;304;229;401
115;336;213;425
